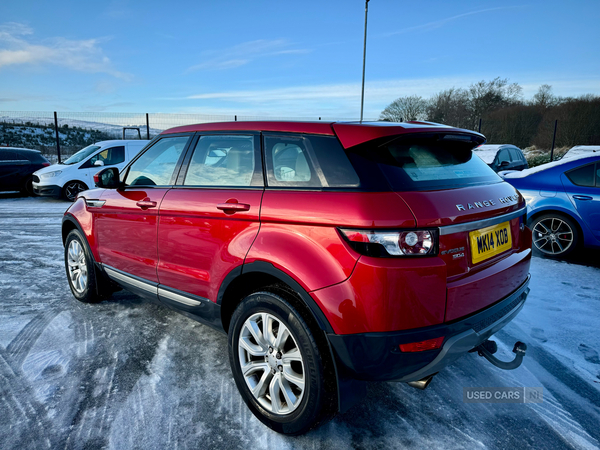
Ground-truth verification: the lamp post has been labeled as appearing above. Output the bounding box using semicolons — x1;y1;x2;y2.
360;0;370;123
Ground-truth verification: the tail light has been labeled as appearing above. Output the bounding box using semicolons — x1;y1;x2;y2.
339;228;438;257
42;162;50;167
399;337;445;352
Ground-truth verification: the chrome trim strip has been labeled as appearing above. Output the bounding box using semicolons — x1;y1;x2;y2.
103;265;157;294
158;287;205;307
86;200;106;208
439;207;526;235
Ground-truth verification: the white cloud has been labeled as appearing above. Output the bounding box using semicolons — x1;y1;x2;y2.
0;22;131;80
185;39;310;73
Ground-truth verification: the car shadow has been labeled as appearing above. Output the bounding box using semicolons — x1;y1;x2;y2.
534;247;600;269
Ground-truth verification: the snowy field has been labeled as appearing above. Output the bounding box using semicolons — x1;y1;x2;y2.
1;194;599;450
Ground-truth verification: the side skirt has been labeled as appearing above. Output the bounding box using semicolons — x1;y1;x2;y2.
102;264;224;333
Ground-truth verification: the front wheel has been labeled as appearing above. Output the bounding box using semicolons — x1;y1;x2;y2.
228;291;334;435
64;230;106;303
63;181;88;202
530;213;579;258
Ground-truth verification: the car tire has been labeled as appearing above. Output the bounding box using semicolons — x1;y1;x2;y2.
228;290;334;435
529;213;579;258
63;181;88;202
20;176;35;196
64;229;106;303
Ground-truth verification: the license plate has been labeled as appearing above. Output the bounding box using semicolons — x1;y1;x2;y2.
469;221;512;264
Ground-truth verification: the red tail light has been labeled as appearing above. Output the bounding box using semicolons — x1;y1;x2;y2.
93;173;100;184
42;162;50;167
399;337;445;352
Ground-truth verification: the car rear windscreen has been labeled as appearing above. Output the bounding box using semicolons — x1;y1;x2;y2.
347;133;501;191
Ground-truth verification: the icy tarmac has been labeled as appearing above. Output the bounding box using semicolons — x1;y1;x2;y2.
1;195;599;449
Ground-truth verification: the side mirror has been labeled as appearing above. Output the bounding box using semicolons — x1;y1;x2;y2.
500;160;510;167
94;167;120;189
93;160;105;167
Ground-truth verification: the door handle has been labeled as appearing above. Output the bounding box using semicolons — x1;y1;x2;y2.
217;202;250;213
136;199;157;209
573;195;593;201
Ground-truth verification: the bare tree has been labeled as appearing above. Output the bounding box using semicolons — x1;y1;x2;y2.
426;88;470;129
531;84;558;109
379;95;427;122
466;77;523;129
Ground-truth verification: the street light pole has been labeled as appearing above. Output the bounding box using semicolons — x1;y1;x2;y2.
360;0;370;123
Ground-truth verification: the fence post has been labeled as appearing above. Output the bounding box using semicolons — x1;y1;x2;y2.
235;115;237;122
146;113;150;140
53;111;61;163
478;118;482;133
550;119;558;161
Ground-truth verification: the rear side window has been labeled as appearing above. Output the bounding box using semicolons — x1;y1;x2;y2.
347;134;499;191
125;136;189;186
0;150;17;161
566;163;595;187
264;134;359;188
183;135;258;187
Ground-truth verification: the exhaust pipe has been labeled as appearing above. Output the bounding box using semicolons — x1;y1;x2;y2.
407;374;435;390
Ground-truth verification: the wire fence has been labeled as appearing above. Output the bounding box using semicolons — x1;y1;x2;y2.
0;111;357;163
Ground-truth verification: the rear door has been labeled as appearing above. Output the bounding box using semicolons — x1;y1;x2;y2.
563;161;600;241
0;150;28;189
95;135;192;282
156;133;263;304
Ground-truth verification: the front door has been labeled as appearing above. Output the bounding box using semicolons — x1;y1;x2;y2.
95;135;192;282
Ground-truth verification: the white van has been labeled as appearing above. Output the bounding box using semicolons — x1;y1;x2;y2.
33;140;149;201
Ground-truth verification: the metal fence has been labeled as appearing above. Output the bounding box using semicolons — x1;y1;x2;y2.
0;111;358;163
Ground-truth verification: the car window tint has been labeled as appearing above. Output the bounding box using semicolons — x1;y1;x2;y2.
0;150;18;161
265;135;321;187
306;136;360;187
125;136;189;186
596;164;600;187
89;146;125;166
497;149;511;164
509;148;523;162
566;163;595;187
184;135;255;186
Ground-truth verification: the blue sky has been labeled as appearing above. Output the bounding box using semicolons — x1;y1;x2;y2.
1;0;599;120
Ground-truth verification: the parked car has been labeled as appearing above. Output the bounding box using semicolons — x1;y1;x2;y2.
473;144;529;172
503;154;600;257
33;139;149;201
0;147;50;195
62;121;532;434
562;145;600;159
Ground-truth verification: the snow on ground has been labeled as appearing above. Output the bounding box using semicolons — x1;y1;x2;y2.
1;195;599;450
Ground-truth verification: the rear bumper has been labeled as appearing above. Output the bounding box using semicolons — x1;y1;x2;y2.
327;275;530;382
32;182;61;197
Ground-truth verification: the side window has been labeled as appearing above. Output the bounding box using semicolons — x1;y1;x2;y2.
183;135;256;187
0;150;17;161
124;136;189;186
509;148;523;163
264;135;320;187
596;163;600;187
496;149;511;165
566;163;595;187
88;146;125;166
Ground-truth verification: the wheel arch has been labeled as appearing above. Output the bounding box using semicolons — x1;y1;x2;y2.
527;207;585;239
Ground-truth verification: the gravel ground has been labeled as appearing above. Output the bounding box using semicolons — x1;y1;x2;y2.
1;194;599;450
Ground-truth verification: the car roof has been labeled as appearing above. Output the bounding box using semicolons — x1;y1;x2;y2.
563;145;600;158
161;120;485;149
0;147;42;154
503;153;599;179
93;139;149;146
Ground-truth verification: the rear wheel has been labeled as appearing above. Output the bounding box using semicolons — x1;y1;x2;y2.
20;176;35;196
530;213;579;258
228;291;334;435
63;181;88;202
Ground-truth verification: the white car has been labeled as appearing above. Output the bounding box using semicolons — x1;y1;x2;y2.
33;140;149;201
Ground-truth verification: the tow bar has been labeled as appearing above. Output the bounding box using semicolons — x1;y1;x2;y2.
473;339;527;370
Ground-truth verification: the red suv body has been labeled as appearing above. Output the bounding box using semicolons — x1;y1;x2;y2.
62;121;532;434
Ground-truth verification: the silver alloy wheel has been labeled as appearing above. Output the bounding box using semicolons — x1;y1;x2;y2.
238;312;305;415
532;217;574;255
67;239;88;294
64;182;86;201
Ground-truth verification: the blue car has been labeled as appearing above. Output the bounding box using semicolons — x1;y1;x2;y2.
503;154;600;257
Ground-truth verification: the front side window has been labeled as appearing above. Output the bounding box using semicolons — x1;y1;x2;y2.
509;148;523;162
184;135;256;187
124;136;189;186
87;146;125;167
62;145;101;165
496;149;511;165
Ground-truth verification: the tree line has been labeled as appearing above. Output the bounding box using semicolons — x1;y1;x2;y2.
379;78;600;149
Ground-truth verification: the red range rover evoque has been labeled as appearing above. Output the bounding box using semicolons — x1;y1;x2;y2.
62;121;532;434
